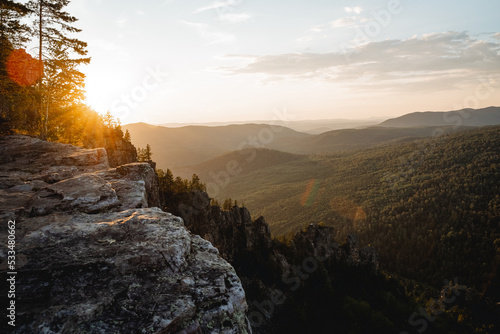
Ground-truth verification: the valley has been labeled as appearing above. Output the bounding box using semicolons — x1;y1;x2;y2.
124;107;500;299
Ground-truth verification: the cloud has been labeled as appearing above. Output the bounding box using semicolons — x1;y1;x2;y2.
345;6;362;14
219;12;252;23
310;15;370;33
194;0;241;14
310;25;324;33
493;32;500;40
194;0;250;24
219;32;500;91
182;21;235;44
115;16;128;28
331;17;358;28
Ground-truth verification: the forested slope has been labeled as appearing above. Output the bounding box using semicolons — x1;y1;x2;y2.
215;126;500;296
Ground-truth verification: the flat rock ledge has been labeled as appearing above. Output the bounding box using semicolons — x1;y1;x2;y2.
0;136;251;334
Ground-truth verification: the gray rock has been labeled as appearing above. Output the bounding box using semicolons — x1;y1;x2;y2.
29;173;120;215
0;135;251;334
169;190;273;264
10;209;249;334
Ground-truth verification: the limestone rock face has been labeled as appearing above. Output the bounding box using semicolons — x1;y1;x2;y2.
0;135;251;334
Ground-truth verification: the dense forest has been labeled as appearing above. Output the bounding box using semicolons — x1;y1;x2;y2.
0;0;128;148
157;164;499;333
214;126;500;300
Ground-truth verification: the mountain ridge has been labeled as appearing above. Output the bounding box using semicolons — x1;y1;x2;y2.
379;106;500;127
125;107;500;174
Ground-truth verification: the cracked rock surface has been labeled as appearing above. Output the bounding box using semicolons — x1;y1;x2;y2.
0;135;250;334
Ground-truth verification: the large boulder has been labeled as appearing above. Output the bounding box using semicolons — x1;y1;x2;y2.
8;209;249;334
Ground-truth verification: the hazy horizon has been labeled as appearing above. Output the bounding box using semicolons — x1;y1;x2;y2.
49;0;500;125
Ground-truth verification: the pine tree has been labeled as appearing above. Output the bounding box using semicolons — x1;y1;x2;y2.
136;147;145;161
165;169;174;185
222;198;233;211
0;0;34;133
0;0;31;47
145;144;152;161
27;0;90;139
124;129;131;142
190;174;205;191
137;144;153;162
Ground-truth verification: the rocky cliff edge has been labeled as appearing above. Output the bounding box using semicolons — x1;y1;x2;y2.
0;135;251;334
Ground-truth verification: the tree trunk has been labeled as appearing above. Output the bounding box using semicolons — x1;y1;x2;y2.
38;0;45;139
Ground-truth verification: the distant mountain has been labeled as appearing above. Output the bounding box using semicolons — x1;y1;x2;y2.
379;106;500;127
123;123;309;172
290;125;475;154
281;118;387;134
176;126;476;183
158;118;386;134
125;121;481;175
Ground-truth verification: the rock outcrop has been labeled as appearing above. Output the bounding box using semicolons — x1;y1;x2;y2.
169;191;272;264
293;225;379;271
0;135;251;334
163;189;381;333
166;191;379;275
104;132;138;167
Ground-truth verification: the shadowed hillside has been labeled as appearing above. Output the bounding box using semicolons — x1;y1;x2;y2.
123;123;310;173
176;148;304;180
212;125;500;298
125;121;478;174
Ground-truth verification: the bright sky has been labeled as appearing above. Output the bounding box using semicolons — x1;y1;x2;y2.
61;0;500;124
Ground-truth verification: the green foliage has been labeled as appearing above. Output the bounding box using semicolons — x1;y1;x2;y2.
0;0;31;47
0;0;111;145
123;129;131;143
157;169;207;212
137;144;153;162
222;198;233;211
27;0;90;139
216;126;500;299
341;296;394;333
0;2;36;134
157;160;499;333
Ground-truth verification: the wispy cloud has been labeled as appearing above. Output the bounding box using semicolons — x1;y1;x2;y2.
310;14;369;33
194;0;241;14
331;17;358;28
345;6;362;14
115;16;128;28
219;12;252;23
219;32;500;91
194;0;250;24
182;20;236;44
